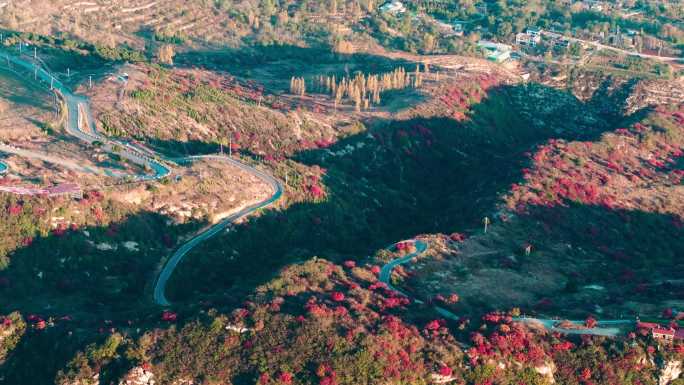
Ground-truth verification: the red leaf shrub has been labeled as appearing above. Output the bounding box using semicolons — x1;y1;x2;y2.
161;311;177;322
425;320;442;331
7;204;22;216
277;371;293;384
439;365;453;376
585;316;597;329
330;292;345;302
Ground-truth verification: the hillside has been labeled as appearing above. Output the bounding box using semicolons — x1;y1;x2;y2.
0;3;683;384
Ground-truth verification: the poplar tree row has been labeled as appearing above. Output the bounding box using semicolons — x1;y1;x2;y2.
289;77;306;96
313;66;426;111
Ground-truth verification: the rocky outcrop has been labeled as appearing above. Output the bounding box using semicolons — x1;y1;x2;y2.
119;367;155;385
535;360;557;384
659;360;682;385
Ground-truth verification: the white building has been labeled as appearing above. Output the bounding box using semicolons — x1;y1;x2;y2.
478;41;512;63
516;28;542;46
379;0;406;14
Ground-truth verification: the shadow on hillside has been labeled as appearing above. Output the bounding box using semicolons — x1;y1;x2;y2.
422;203;684;319
0;210;200;314
158;81;640;305
0;205;207;383
586;77;641;124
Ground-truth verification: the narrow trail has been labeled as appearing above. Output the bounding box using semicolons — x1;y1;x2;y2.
0;48;283;306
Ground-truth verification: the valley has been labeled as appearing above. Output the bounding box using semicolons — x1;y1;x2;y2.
0;1;682;384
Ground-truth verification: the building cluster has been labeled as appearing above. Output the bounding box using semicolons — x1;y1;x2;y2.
515;28;542;47
638;321;684;342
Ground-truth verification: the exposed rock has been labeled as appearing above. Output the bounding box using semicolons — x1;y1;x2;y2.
118;367;155;385
122;241;139;252
659;360;682;385
535;360;557;384
430;373;458;384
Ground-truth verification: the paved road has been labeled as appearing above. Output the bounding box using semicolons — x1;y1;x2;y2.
378;239;459;320
0;49;284;306
152;155;283;306
0;49;171;181
542;31;682;63
513;317;633;337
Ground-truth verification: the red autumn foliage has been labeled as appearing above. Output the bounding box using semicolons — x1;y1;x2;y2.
277;371;293;384
585;316;597;329
7;204;22;216
425;320;442;331
161;311;178;322
449;232;466;242
579;368;592;381
309;184;325;199
330;292;345;302
438;365;453;376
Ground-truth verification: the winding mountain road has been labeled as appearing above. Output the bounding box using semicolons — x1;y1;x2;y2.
378;239;459;320
153;155;283;306
0;48;283;306
0;48;652;329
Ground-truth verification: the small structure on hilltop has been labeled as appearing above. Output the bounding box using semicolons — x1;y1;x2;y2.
379;0;406;14
477;41;512;63
452;22;464;37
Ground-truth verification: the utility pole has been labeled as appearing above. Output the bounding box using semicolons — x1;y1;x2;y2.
89;75;92;89
67;68;70;78
483;216;490;234
228;137;232;157
34;47;37;59
50;76;54;90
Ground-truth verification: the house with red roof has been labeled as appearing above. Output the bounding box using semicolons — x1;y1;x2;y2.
636;320;684;342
